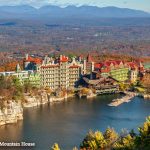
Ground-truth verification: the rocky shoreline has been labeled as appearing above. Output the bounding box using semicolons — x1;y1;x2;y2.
108;92;137;107
23;91;49;108
0;90;149;126
0;92;75;126
142;94;150;99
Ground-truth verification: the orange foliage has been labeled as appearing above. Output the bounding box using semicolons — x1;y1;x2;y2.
0;61;23;72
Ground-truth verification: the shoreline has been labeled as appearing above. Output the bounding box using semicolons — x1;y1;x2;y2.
0;91;149;126
0;93;76;126
108;92;150;107
108;92;137;107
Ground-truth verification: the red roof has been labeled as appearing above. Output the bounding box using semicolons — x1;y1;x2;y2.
94;60;130;73
115;60;123;65
24;56;42;64
100;67;110;73
98;60;125;69
127;62;138;70
59;55;68;62
94;63;103;69
79;55;84;59
105;61;113;67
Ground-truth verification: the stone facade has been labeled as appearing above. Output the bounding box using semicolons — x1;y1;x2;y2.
38;55;85;89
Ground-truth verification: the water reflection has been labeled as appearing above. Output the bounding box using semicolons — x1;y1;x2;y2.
0;95;149;150
0;121;23;141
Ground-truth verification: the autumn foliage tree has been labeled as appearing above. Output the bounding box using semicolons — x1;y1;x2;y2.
79;117;150;150
51;143;60;150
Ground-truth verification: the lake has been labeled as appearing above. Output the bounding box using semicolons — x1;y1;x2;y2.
0;94;150;150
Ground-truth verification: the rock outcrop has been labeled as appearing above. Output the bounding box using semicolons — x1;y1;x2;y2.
23;91;49;107
143;94;150;99
0;101;23;126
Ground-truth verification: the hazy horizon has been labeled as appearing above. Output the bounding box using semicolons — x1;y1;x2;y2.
0;0;149;12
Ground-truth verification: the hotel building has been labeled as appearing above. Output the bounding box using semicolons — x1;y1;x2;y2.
37;55;86;89
0;64;40;87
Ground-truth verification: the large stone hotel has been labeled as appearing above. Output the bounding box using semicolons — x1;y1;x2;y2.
24;54;87;89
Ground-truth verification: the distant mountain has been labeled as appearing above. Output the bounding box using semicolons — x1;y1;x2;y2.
0;5;37;19
0;5;149;19
0;5;35;12
39;5;150;18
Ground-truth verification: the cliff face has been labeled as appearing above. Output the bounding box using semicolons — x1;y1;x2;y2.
23;91;49;107
0;101;23;126
0;90;71;126
0;91;49;126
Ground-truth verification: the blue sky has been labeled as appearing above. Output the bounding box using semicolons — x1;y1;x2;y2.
0;0;149;12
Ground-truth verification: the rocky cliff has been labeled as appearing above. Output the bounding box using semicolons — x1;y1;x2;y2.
23;91;49;107
0;101;23;126
0;90;73;126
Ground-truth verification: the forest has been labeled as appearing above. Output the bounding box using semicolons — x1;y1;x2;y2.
0;20;150;57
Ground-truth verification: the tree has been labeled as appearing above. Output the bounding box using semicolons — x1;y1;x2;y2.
24;81;33;93
119;83;130;92
51;143;60;150
104;127;118;147
72;147;78;150
135;117;150;150
80;130;107;150
45;87;52;94
113;134;135;150
12;76;21;87
53;117;150;150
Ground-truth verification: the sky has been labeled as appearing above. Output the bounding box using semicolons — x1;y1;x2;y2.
0;0;149;12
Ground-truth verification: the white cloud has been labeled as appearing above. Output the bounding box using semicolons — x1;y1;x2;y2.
0;0;50;7
0;0;98;7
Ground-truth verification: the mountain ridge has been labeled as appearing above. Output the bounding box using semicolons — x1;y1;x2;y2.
0;5;149;19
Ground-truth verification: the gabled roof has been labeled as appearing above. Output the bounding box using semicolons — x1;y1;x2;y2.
94;63;103;69
127;62;138;70
59;55;68;62
100;67;110;73
24;56;42;64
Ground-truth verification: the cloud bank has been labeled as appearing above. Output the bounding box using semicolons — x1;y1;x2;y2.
0;0;99;7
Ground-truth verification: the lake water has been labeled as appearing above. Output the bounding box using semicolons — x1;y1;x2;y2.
0;95;150;150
